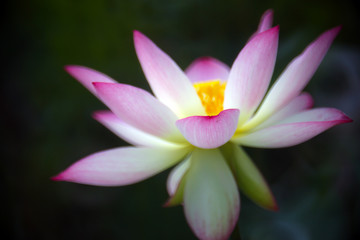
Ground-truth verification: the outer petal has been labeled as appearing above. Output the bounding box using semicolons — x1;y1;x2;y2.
134;30;205;118
253;92;314;130
166;157;191;196
93;82;184;142
176;109;240;149
185;57;230;83
256;9;274;34
65;65;117;96
220;143;277;211
184;149;240;240
52;146;190;186
233;108;352;148
164;157;191;207
243;27;341;130
224;26;279;124
93;111;183;148
248;9;274;41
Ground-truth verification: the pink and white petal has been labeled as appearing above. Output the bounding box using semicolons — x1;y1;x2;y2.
166;157;191;196
164;172;187;207
65;65;117;96
233;108;352;148
220;143;277;211
248;9;274;41
134;31;205;118
185;57;230;83
224;26;279;124
184;149;240;240
257;9;274;33
93;111;184;148
253;92;314;130
164;156;191;207
243;27;341;130
52;146;190;186
176;109;240;149
93;82;184;142
277;107;351;124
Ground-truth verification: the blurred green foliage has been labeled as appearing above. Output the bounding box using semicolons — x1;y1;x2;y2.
2;0;359;239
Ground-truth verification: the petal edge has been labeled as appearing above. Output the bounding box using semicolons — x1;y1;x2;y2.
233;108;352;148
52;147;190;186
184;149;240;240
134;30;205;117
185;57;230;83
176;109;240;149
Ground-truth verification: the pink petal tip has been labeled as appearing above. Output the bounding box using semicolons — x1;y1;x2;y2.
176;109;240;149
50;174;65;182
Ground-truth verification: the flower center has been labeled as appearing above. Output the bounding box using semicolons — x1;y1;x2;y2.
193;80;226;116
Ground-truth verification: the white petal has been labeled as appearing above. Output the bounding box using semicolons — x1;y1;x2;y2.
253;92;314;130
52;146;190;186
134;30;205;117
64;65;117;96
224;26;279;124
93;111;184;148
166;157;191;196
233;108;351;148
184;149;240;240
93;82;183;142
242;27;341;130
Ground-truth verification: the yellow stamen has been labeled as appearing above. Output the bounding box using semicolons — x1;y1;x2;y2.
193;80;226;116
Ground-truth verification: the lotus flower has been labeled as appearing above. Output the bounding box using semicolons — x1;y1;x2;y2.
53;10;351;240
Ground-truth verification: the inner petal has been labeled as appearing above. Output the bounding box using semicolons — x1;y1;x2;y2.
193;80;226;116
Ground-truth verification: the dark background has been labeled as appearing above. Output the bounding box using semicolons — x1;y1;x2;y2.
2;0;360;239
